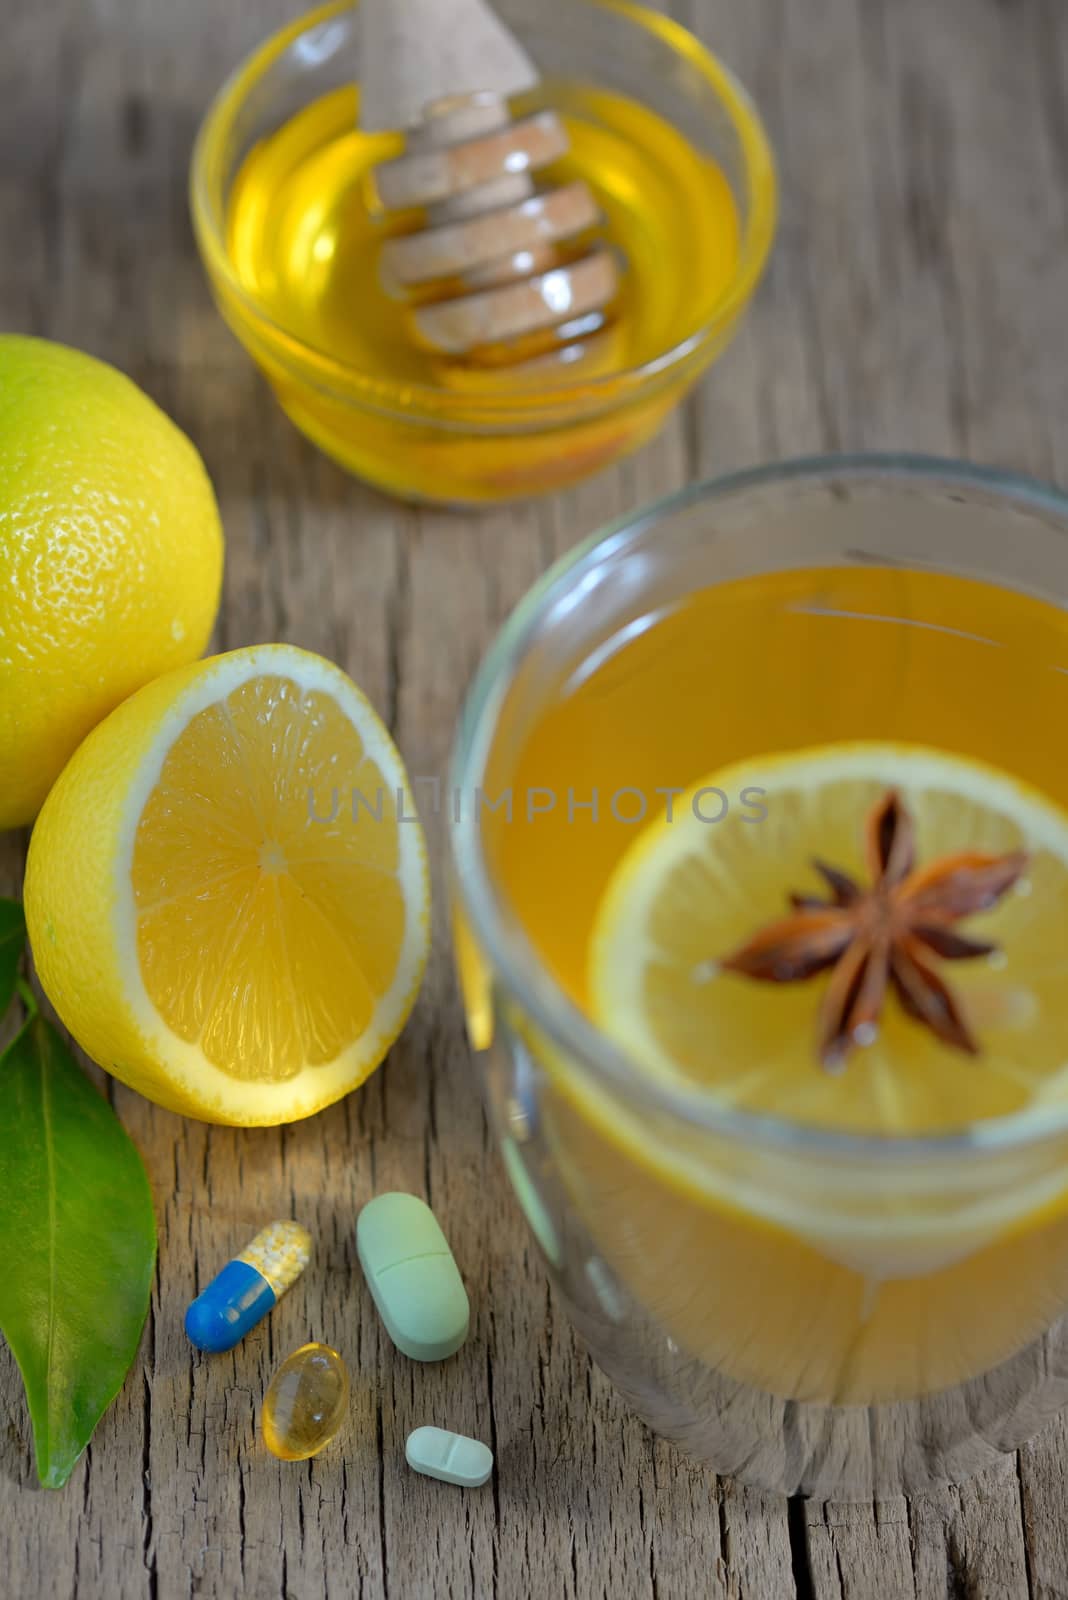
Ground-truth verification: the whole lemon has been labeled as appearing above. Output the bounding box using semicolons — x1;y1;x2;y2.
0;336;224;828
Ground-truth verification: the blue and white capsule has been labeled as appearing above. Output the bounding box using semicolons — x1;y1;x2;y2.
185;1221;312;1353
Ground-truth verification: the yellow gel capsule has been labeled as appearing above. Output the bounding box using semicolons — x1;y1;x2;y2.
262;1342;349;1461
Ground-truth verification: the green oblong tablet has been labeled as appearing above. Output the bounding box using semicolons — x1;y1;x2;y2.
357;1192;470;1361
406;1426;493;1487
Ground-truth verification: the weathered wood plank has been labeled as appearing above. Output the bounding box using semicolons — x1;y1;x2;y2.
3;0;1068;1596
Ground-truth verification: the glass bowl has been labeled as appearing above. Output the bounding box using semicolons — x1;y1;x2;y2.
450;454;1068;1497
190;0;776;505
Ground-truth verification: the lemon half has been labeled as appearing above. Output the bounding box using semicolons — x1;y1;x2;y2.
25;645;429;1125
591;743;1068;1136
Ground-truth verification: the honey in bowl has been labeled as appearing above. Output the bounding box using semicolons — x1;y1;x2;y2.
220;81;746;500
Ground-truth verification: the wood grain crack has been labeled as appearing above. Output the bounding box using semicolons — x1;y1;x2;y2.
787;1498;816;1600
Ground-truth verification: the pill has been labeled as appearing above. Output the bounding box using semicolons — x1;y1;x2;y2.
262;1342;349;1460
185;1220;312;1353
405;1426;493;1487
357;1192;469;1361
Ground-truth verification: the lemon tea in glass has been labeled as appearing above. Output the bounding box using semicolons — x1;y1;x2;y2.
450;455;1068;1497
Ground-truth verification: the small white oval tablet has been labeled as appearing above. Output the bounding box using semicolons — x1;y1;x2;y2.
405;1426;493;1487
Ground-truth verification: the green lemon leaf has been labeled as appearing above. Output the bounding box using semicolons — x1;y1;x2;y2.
0;1016;157;1487
0;898;25;1021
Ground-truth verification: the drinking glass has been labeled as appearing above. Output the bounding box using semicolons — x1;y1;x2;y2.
449;454;1068;1498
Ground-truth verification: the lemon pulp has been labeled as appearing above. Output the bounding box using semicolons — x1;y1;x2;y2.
133;673;412;1082
591;743;1068;1135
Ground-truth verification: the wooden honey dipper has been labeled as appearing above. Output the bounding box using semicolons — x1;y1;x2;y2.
360;0;620;357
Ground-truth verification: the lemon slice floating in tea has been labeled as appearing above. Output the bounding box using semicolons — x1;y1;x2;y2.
26;645;429;1126
590;743;1068;1135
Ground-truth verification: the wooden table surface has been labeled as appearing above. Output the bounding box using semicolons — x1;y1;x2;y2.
3;0;1068;1595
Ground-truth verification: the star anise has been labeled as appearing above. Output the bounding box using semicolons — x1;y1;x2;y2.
719;790;1028;1070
